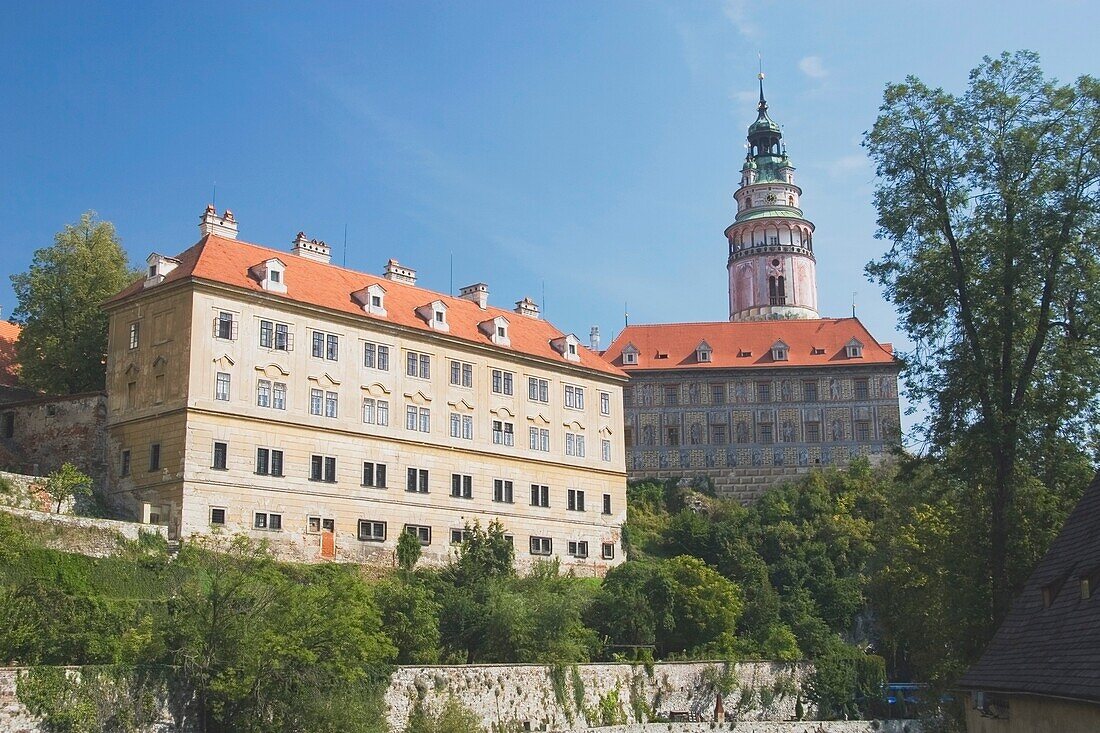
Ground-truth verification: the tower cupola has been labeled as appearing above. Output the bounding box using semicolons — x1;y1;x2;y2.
725;72;819;322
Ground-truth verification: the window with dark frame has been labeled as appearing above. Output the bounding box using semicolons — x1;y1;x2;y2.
405;524;431;545
358;520;386;542
493;479;514;503
450;473;473;499
602;494;612;515
120;449;131;477
529;536;552;555
210;507;226;526
149;443;161;472
567;540;589;558
601;542;615;560
212;441;228;470
255;447;284;477
362;462;387;487
530;484;549;507
567;489;585;512
406;468;429;493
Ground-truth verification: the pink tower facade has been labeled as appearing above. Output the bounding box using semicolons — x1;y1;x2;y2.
727;77;819;322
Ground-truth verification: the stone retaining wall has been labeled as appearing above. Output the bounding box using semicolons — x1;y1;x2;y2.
0;506;169;557
556;724;919;733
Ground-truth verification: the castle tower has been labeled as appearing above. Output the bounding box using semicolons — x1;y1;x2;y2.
726;74;818;321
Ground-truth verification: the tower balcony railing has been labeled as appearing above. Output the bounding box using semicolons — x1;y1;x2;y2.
770;297;787;306
728;243;815;262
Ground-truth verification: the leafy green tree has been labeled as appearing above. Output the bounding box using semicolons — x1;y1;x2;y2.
864;50;1100;618
42;462;93;513
397;528;422;571
405;697;485;733
10;212;138;394
804;641;887;720
373;575;441;664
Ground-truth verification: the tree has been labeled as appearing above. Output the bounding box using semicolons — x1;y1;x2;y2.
10;211;138;394
864;51;1100;618
373;575;441;664
42;462;93;513
397;529;422;571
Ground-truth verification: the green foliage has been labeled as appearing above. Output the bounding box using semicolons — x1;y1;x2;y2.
10;211;139;394
597;687;626;726
42;463;93;514
16;665;170;733
405;697;485;733
804;642;886;720
397;529;423;570
373;574;442;664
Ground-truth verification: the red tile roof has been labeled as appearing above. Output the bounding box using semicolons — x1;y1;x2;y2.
602;318;899;371
0;321;21;386
108;235;626;379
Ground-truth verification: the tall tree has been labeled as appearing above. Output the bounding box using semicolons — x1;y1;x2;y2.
864;51;1100;618
10;211;137;394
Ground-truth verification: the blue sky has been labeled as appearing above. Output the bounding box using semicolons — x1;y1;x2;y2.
1;1;1098;439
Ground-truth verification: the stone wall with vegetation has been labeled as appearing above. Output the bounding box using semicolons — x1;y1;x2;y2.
385;662;812;733
0;506;168;557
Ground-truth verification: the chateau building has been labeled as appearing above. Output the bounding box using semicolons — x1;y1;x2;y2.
602;77;902;500
103;208;627;571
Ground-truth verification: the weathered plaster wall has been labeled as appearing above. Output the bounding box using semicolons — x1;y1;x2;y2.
0;393;108;491
384;662;813;733
963;693;1100;733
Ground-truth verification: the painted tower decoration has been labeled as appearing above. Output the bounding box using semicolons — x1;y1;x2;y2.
726;73;818;321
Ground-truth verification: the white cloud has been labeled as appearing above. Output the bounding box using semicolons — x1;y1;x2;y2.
722;0;758;38
798;56;828;79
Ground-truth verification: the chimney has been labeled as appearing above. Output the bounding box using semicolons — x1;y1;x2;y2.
459;283;489;309
589;326;601;351
514;296;540;319
384;259;417;285
291;232;332;264
199;205;238;239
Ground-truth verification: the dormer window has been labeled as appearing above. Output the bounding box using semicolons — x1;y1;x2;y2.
415;300;449;332
696;341;713;363
249;258;287;294
478;316;510;347
353;283;388;317
144;253;181;288
621;343;639;366
551;334;581;363
771;340;789;361
846;338;864;359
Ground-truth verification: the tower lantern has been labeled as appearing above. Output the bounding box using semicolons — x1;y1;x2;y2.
726;74;819;321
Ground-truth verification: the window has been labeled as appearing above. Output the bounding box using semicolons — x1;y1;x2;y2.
406;468;429;493
120;449;131;477
358;520;386;542
215;372;231;401
405;524;431;545
599;391;611;416
494;479;514;503
528;377;549;403
406;351;431;379
601;439;612;462
531;484;550;507
214;311;236;340
125;381;136;409
255;448;284;477
564;385;585;410
254;512;282;530
664;384;679;405
568;489;585;512
568;541;589;558
529;427;550;452
772;345;788;361
698;348;711;362
854;379;870;400
492;369;514;395
127;322;141;350
149;443;161;471
855;420;871;441
258;320;292;351
450;529;471;545
406;405;431;433
363;342;390;370
760;424;774;444
667;426;680;447
711;424;728;445
492;420;514;446
212;441;228;470
806;422;821;443
210;507;226;526
757;382;771;402
769;274;787;305
324;391;338;418
256;379;271;407
450;361;474;388
530;536;553;555
310;455;337;483
362;398;389;426
711;384;725;405
310;388;323;415
362;461;387;487
450;473;473;499
623;351;637;365
847;343;864;359
565;432;586;457
804;381;818;402
450;413;473;440
272;382;286;410
311;331;339;360
603;493;612;515
601;542;615;560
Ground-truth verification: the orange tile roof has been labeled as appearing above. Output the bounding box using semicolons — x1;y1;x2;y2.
0;321;20;386
108;235;626;379
602;318;900;371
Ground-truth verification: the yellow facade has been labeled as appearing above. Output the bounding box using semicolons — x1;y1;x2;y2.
105;260;626;573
